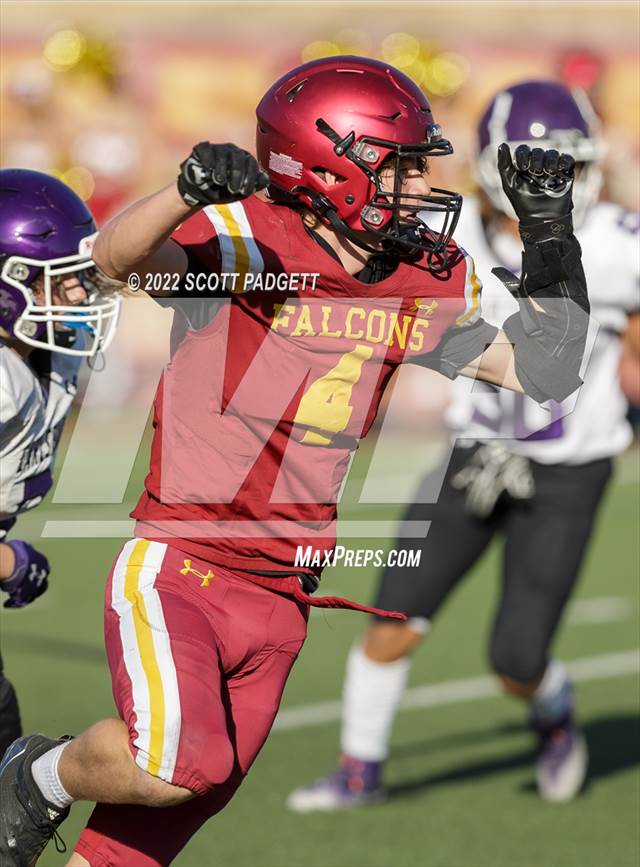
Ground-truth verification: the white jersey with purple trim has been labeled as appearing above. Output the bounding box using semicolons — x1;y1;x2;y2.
0;341;82;532
447;198;640;465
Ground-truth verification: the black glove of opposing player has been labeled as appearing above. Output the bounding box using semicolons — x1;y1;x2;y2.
451;442;534;519
177;142;270;207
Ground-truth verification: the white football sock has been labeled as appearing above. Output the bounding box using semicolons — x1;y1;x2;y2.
340;643;411;762
32;742;74;809
530;659;572;724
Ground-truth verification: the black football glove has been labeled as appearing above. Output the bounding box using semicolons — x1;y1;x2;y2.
177;142;270;207
494;144;589;405
497;143;575;242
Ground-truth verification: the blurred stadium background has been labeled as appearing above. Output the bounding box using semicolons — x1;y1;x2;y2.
1;3;639;866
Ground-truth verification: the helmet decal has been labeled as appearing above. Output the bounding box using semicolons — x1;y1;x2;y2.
268;152;304;179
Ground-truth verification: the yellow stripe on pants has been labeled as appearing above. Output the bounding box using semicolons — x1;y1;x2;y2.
124;539;165;776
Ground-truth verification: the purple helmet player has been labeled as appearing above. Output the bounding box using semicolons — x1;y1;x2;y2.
0;169;121;357
476;80;604;227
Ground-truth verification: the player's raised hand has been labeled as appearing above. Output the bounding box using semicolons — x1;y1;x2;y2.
497;143;575;233
0;540;49;609
178;142;270;207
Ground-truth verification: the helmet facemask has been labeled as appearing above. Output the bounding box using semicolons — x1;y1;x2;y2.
292;118;462;269
1;233;121;357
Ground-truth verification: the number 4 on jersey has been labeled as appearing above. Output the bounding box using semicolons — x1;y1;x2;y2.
295;344;374;445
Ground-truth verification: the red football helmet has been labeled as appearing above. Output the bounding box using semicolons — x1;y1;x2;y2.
256;55;462;265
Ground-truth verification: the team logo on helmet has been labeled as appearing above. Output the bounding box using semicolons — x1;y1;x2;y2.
269;151;303;179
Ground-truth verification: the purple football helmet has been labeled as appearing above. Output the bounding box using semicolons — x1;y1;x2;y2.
0;169;120;357
476;80;604;227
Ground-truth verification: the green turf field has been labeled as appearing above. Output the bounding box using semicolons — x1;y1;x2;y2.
2;436;638;867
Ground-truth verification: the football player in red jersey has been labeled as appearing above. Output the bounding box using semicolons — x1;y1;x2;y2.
1;57;590;867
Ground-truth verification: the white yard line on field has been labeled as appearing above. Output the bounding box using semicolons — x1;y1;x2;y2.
273;649;640;732
567;596;634;624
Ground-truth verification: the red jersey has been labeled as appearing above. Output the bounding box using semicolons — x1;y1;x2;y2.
132;195;492;575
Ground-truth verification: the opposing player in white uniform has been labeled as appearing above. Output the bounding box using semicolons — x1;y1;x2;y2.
288;81;640;810
0;168;120;755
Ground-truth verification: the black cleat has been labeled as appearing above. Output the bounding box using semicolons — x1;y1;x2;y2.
0;734;72;867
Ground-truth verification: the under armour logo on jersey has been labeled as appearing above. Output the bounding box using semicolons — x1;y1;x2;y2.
410;298;439;316
180;559;215;588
